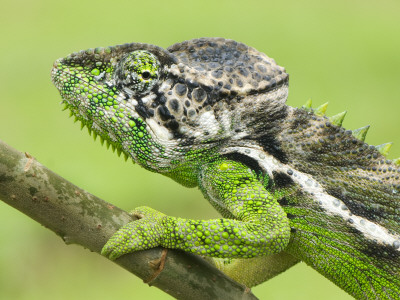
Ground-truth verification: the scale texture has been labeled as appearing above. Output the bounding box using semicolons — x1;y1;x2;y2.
52;37;400;299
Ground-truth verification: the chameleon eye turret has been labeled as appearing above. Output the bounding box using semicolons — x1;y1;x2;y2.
52;38;400;299
114;50;161;95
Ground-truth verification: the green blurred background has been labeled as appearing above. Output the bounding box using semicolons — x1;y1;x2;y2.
0;0;399;299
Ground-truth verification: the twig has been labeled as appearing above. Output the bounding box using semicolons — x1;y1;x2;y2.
0;139;258;300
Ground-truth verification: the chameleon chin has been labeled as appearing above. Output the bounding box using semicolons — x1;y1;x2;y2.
52;37;400;299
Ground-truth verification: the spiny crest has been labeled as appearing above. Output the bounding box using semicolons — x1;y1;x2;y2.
329;111;347;127
315;102;328;116
67;110;132;163
352;125;370;142
375;143;393;157
302;99;397;161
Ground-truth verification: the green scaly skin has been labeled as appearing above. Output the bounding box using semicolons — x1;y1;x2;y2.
105;160;290;259
51;38;400;299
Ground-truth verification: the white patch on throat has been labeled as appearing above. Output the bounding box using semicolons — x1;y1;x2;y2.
146;118;173;141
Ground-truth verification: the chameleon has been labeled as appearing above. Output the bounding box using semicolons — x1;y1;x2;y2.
51;37;400;299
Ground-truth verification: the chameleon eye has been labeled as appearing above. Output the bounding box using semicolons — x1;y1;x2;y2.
141;70;151;80
116;50;161;95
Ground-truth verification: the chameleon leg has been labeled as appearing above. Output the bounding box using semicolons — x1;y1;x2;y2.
102;159;291;260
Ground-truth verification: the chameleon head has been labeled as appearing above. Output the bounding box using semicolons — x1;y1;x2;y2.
51;43;179;170
51;38;289;171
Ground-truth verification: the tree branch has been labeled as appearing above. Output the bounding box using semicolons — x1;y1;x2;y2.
0;139;258;300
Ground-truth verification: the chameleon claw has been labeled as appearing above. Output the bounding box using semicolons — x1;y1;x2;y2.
100;243;116;260
101;207;166;260
101;223;139;260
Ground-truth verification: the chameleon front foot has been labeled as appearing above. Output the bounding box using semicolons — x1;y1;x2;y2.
101;206;166;260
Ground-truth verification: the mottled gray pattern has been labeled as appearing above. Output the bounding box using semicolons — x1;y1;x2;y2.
168;37;288;96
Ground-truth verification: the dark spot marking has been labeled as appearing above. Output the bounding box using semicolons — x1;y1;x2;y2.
236;79;243;87
179;137;195;147
169;99;180;112
223;152;265;183
202;85;213;93
212;70;223;79
188;109;196;118
361;239;400;261
238;67;249;77
135;104;149;119
186;80;199;89
278;196;289;206
193;87;207;102
167;119;179;131
272;171;294;188
257;134;288;164
175;83;187;96
158;105;172;121
325;186;384;223
224;66;233;72
157;94;167;104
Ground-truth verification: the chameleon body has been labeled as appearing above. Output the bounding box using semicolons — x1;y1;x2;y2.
51;38;400;299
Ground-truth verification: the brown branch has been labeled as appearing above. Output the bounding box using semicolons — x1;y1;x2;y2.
0;139;258;300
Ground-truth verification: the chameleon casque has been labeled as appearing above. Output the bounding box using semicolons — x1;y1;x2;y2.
51;37;400;299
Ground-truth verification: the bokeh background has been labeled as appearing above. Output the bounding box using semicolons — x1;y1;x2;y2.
0;0;399;299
